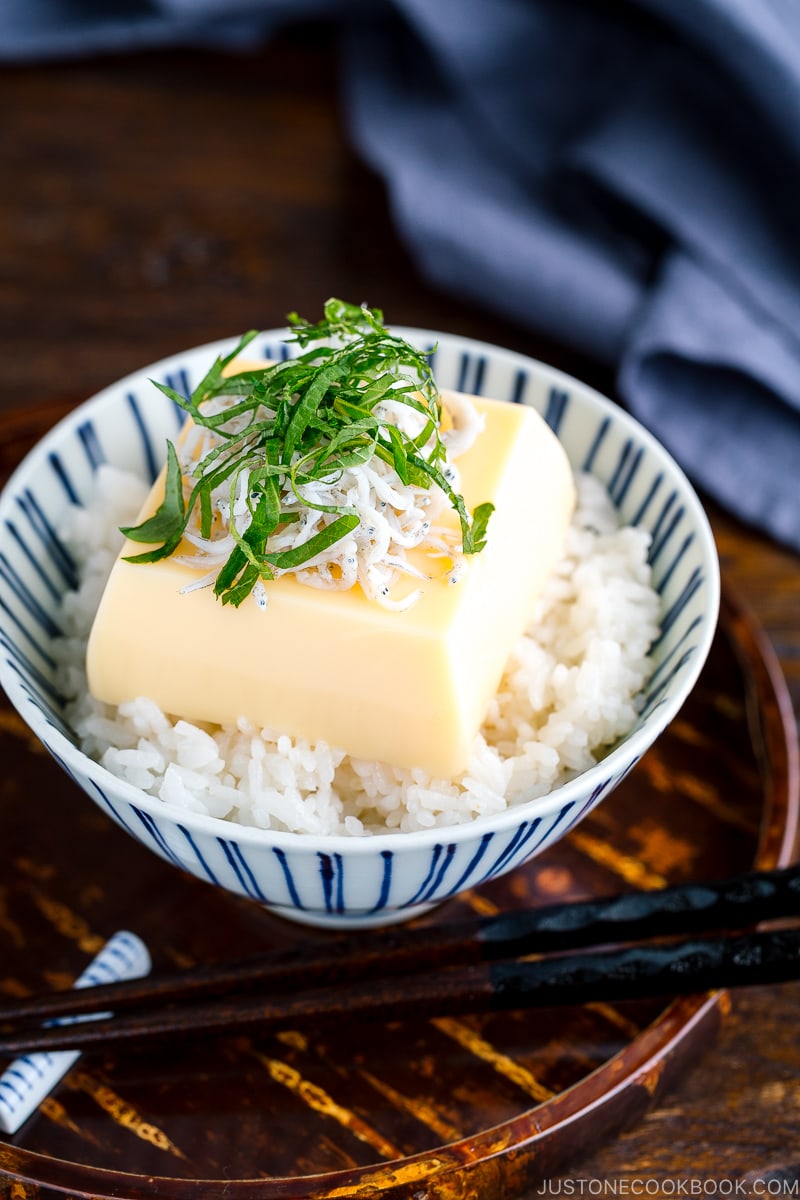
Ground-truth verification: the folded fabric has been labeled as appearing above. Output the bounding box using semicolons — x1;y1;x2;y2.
0;0;338;57
3;0;800;549
345;0;800;550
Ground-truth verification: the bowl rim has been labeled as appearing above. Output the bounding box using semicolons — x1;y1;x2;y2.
0;327;721;854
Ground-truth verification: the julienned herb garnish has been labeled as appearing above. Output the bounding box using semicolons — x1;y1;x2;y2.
121;299;495;609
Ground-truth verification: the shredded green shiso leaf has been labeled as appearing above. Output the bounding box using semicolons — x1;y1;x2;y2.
121;299;494;608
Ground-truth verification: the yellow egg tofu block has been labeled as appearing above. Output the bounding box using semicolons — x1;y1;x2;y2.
87;392;575;778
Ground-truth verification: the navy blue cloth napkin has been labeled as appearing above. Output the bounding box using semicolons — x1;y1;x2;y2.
4;0;800;548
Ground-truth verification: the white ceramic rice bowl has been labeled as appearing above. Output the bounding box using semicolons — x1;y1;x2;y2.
0;328;720;928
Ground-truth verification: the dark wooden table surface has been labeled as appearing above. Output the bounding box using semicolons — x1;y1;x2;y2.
2;19;800;1193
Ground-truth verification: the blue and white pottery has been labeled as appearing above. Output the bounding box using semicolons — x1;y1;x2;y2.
0;329;720;928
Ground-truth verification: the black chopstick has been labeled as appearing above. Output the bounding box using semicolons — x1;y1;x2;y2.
2;925;800;1058
1;861;799;1057
2;860;799;1029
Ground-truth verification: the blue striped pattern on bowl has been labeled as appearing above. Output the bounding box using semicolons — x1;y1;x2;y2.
0;330;720;928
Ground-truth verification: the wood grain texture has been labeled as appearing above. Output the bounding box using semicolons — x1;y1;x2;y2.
1;19;799;1196
0;580;791;1196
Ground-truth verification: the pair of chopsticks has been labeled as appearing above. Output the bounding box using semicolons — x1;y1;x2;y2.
2;861;800;1058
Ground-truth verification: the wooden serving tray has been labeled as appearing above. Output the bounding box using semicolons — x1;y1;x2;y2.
0;403;797;1200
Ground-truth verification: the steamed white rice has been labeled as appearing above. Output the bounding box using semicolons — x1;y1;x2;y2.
53;465;660;836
